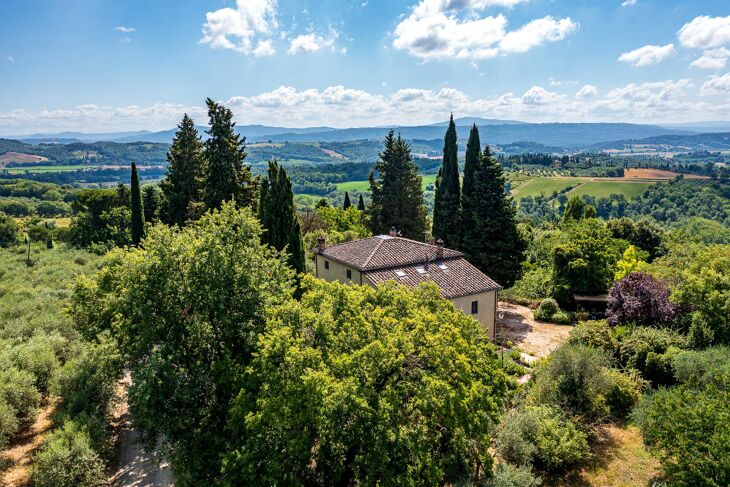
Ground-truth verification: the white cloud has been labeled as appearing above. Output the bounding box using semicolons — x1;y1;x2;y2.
618;44;674;66
393;0;577;60
4;79;730;133
701;73;730;95
621;0;637;7
200;0;278;55
576;84;598;99
253;39;276;57
287;29;340;54
7;56;14;63
115;25;135;33
690;47;730;70
678;16;730;49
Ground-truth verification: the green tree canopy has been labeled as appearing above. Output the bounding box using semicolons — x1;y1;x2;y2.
159;114;205;226
432;115;461;245
259;159;306;275
223;276;513;485
366;129;427;240
130;163;144;246
71;203;295;485
202;98;257;211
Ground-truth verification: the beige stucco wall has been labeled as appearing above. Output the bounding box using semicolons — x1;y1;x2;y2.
451;290;496;340
315;255;363;285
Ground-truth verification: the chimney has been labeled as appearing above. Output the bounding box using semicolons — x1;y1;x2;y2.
317;236;326;252
435;239;444;260
389;226;397;237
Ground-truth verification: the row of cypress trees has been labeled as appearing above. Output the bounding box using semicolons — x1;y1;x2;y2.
129;98;306;276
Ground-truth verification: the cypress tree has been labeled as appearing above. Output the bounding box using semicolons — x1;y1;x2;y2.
432;114;460;245
142;185;161;224
459;123;481;251
159;114;204;226
357;194;366;211
130;163;144;246
461;145;525;287
259;160;306;275
203;98;257;211
343;191;352;209
367;129;427;240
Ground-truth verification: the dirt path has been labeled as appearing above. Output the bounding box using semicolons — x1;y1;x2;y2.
0;400;58;487
111;375;174;487
496;302;573;360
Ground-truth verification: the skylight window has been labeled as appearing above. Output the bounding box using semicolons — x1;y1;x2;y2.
416;267;427;275
437;263;448;270
395;270;407;277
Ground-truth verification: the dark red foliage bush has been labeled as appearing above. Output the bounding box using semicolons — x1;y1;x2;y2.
607;272;678;326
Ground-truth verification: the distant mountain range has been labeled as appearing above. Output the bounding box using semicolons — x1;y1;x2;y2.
5;117;730;151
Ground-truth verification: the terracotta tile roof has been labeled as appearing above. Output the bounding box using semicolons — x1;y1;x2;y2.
364;258;501;299
315;235;501;298
315;235;462;271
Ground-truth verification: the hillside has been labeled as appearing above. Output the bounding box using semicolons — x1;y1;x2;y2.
593;132;730;151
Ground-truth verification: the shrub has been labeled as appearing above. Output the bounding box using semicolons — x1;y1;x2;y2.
9;337;60;394
0;367;40;427
569;320;618;353
29;420;106;487
487;463;541;487
536;298;559;317
551;309;572;324
604;368;644;419
607;272;678;327
0;213;19;247
510;266;553;301
495;405;590;472
0;399;19;449
671;346;730;387
619;327;688;384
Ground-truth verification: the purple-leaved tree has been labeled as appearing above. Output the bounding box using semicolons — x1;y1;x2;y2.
607;272;678;326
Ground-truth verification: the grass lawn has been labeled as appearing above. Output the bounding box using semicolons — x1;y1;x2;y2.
510;177;585;200
5;165;92;173
568;181;652;199
336;174;437;193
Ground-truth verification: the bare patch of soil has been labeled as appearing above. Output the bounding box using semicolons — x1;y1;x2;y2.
0;152;48;166
496;302;572;359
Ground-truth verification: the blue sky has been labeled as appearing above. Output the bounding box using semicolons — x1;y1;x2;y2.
1;0;730;133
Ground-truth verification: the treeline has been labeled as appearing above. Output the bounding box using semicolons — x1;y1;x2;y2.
0;139;169;165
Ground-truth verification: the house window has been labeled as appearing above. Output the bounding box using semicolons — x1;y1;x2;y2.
324;260;330;270
471;300;479;314
346;269;352;279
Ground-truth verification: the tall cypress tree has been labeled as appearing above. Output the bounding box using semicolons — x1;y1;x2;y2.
159;114;205;226
432;114;460;245
357;194;366;211
343;191;352;209
461;145;525;287
142;185;161;224
259;160;306;275
459;123;481;251
203;98;257;211
130;163;144;246
367;129;427;240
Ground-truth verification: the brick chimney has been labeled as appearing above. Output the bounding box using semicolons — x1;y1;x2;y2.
435;239;444;260
317;236;326;251
389;226;397;237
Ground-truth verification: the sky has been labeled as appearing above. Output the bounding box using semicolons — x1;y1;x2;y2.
1;0;730;133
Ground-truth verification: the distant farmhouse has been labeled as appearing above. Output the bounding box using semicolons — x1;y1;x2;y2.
313;231;501;339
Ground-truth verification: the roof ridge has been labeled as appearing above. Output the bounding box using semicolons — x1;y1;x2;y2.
392;236;462;255
362;237;385;269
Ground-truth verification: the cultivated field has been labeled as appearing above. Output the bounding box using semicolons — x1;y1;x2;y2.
569;181;652;199
623;168;708;180
337;173;437;192
510;177;584;199
0;152;48;166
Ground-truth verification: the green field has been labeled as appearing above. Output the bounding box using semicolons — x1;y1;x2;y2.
510;177;584;199
336;174;437;192
4;164;92;173
568;181;653;199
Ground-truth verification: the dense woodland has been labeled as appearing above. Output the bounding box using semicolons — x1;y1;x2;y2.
0;100;728;486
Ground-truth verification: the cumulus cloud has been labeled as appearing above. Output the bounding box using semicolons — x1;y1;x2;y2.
618;44;675;66
200;0;278;55
701;73;730;95
115;25;135;33
392;0;577;60
690;47;730;70
678;15;730;49
576;85;598;99
621;0;637;7
287;29;340;54
4;79;730;133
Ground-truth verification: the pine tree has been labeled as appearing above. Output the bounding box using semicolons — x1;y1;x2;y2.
259;160;306;275
343;191;352;209
460;145;525;287
130;163;144;246
202;98;257;211
432;114;460;245
367;130;427;240
459;123;481;251
159;114;204;226
357;194;366;211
